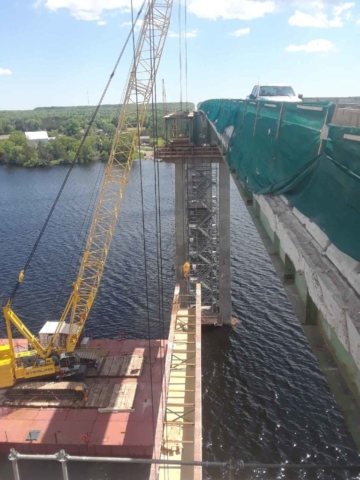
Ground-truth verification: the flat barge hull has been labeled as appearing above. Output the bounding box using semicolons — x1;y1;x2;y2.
0;338;167;457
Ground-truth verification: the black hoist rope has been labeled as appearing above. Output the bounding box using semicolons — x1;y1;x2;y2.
184;0;188;108
129;0;157;444
178;0;183;112
7;0;147;304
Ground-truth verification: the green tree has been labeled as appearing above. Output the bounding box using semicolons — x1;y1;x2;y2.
64;119;80;137
9;130;27;146
79;137;96;163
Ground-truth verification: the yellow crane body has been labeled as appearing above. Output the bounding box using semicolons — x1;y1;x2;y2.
0;347;57;388
0;345;14;388
0;308;59;388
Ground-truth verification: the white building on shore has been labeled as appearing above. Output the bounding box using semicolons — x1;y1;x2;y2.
25;131;49;146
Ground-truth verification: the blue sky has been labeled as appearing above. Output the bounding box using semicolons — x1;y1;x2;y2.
1;0;360;110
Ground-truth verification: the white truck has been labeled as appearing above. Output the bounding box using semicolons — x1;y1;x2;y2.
248;84;303;102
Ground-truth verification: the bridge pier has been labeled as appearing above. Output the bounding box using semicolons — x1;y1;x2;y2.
305;293;318;326
160;112;232;325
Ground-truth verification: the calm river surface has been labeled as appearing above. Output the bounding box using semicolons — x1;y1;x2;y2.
0;162;358;480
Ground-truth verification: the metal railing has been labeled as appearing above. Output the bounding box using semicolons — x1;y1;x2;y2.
8;449;360;480
8;449;228;480
156;145;222;159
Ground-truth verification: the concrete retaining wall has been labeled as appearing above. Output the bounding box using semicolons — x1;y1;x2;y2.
254;193;360;395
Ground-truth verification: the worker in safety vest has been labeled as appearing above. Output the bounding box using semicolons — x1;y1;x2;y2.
183;262;190;279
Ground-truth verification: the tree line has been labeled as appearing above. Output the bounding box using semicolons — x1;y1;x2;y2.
0;103;194;167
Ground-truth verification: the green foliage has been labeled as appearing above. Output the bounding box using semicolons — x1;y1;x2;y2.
0;102;195;167
64;119;80;137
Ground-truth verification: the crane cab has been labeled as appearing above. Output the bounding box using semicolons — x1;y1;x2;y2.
58;352;85;379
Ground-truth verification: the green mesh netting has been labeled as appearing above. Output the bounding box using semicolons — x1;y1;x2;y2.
199;99;360;261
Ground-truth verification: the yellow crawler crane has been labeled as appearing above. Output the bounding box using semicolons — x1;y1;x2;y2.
0;0;173;391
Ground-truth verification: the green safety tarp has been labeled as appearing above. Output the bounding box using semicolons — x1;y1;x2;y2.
199;99;360;261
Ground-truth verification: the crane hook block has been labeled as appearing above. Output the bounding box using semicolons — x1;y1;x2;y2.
183;262;190;279
18;270;25;283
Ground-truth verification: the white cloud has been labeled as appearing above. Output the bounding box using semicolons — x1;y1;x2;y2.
168;29;198;38
357;18;360;24
333;2;354;16
36;0;144;21
289;2;354;27
97;20;107;25
229;27;250;36
0;68;12;76
289;10;341;26
286;38;335;52
187;0;276;20
277;0;353;8
34;0;356;25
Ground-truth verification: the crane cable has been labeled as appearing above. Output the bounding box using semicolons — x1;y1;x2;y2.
7;0;147;304
178;0;183;112
149;0;166;362
183;0;189;298
148;12;165;479
56;98;124;320
185;0;188;109
130;0;156;441
51;161;106;322
148;7;168;478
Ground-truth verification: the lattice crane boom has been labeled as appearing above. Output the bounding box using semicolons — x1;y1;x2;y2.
3;0;173;366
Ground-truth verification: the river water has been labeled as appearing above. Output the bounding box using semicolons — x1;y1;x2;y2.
0;162;358;480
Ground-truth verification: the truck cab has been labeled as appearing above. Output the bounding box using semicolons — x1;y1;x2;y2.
248;84;303;102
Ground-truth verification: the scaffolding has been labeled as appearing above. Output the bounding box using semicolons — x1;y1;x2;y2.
186;163;219;318
158;111;226;325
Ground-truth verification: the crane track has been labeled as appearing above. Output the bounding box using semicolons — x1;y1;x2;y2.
5;381;88;401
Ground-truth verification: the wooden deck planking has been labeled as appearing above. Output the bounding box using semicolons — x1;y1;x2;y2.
88;355;144;378
119;357;130;376
109;357;123;377
87;384;103;408
97;383;112;407
126;355;144;377
101;357;115;376
98;382;137;413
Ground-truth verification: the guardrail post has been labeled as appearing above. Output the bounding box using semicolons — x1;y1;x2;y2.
318;108;330;155
9;449;21;480
57;450;70;480
253;101;260;136
276;102;284;140
241;101;247;128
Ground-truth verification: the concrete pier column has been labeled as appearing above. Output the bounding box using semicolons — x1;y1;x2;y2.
283;254;295;284
253;198;261;218
175;162;186;282
219;160;232;324
243;186;253;206
305;293;318;326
